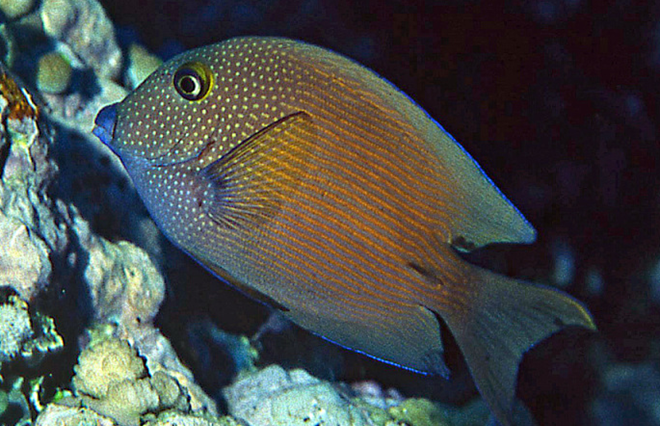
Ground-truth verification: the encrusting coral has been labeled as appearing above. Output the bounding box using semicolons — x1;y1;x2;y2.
66;336;190;426
72;337;147;398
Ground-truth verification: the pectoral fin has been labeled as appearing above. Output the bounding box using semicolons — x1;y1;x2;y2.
197;111;315;230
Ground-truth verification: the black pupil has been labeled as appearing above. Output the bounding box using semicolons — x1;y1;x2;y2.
179;74;198;94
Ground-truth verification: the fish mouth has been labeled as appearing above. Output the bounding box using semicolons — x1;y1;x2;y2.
92;103;118;147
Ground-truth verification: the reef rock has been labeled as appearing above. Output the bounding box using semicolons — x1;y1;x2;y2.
223;365;464;426
0;65;65;303
40;0;122;79
145;411;246;426
0;1;217;421
224;365;376;426
0;296;32;361
65;335;191;426
35;404;117;426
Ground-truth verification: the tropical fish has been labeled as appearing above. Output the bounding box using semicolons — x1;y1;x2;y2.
93;36;595;425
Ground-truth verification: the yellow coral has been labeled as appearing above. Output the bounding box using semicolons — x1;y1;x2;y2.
88;378;160;426
70;336;191;426
73;338;146;398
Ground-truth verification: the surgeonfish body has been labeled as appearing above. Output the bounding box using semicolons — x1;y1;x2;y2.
93;37;595;425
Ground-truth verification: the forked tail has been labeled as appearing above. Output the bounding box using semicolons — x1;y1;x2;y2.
436;266;595;426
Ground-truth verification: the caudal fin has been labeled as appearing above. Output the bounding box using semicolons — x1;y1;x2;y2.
441;266;595;426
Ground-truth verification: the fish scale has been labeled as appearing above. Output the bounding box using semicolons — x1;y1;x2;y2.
93;36;595;426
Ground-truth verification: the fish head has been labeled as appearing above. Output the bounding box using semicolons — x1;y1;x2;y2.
93;38;306;170
93;48;224;166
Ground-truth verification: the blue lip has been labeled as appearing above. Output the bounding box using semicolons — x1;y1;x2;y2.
92;103;118;146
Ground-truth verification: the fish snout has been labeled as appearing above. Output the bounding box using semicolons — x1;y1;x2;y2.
93;103;118;146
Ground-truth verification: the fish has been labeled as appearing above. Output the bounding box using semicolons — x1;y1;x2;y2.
93;36;595;425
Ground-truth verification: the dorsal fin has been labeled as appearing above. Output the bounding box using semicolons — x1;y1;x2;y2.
421;125;537;251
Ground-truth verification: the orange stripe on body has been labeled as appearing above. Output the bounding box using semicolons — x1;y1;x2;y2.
283;89;459;221
290;108;455;231
257;129;470;311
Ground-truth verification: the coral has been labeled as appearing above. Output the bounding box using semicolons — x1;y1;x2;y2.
72;338;147;398
0;211;51;302
387;399;451;426
35;405;247;426
224;365;375;426
350;380;405;410
119;325;218;415
0;207;52;299
0;59;215;420
0;3;215;425
35;51;72;94
83;378;162;426
0;0;35;19
0;376;32;424
68;335;209;426
0;66;61;303
0;74;216;415
80;235;165;327
35;403;117;426
223;366;474;426
40;0;122;79
0;291;64;365
0;293;64;422
146;411;246;426
20;311;65;361
0;297;32;361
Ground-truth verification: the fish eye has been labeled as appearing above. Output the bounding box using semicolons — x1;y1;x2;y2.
173;61;213;101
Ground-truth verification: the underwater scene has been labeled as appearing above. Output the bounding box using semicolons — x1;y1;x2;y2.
0;0;657;425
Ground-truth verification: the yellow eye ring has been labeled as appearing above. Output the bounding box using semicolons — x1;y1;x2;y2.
173;61;213;101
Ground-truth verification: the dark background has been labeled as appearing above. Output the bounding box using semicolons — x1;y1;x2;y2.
97;1;660;425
